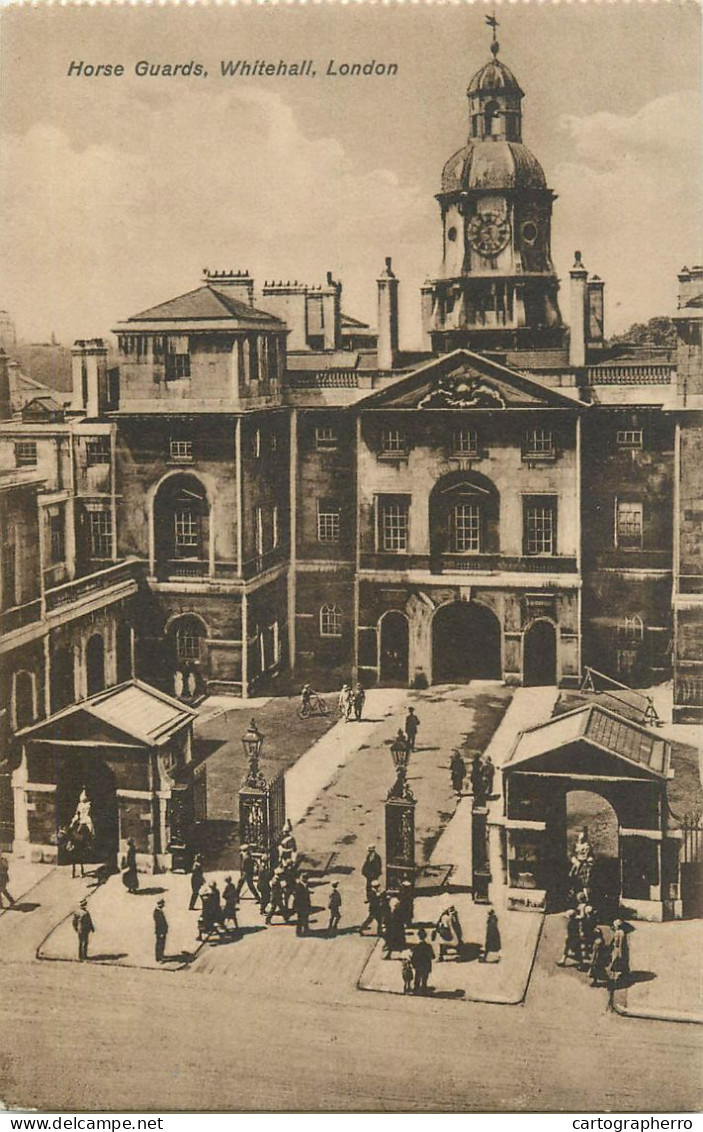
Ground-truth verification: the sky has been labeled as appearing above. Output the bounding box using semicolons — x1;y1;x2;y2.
0;2;701;348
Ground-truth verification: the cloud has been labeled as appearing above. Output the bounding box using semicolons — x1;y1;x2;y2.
552;92;702;334
0;87;429;342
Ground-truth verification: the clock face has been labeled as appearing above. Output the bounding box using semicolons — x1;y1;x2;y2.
467;211;511;258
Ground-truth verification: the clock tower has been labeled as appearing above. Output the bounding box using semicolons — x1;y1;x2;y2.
423;22;566;353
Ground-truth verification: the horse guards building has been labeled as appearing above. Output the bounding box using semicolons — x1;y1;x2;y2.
1;37;700;920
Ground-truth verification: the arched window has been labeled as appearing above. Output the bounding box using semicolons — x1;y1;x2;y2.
173;616;206;664
620;614;644;643
484;100;500;137
116;621;133;683
13;670;36;730
320;604;342;638
51;646;75;712
153;474;210;580
86;634;106;696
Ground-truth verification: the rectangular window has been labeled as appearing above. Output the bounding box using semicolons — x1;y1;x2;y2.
616;429;643;449
524;497;557;555
176;629;202;663
523;428;555;459
1;542;17;610
452;427;479;457
86;437;111;466
317;502;341;543
380;427;407;457
615;500;643;549
49;512;65;564
252;429;262;458
168;437;194;463
453;502;481;552
174;509;199;551
320;604;342;638
379;497;409;552
15;441;37;467
272;505;279;549
89;509;112;558
315;426;338;451
255;507;264;556
164;353;191;382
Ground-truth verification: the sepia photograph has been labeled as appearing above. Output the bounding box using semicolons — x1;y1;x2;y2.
0;0;701;1115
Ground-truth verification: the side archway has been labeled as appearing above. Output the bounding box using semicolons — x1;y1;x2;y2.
379;610;410;685
86;634;106;697
51;646;75;713
523;619;558;686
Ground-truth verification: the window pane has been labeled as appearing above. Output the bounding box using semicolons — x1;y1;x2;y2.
453;428;479;455
523;428;554;457
89;510;112;558
616;501;643;548
454;502;481;551
381;428;406;454
320;604;342;637
174;509;199;550
315;426;337;450
169;438;193;462
616;429;643;449
317;508;340;543
15;442;37;467
86;438;111;465
525;502;555;554
381;501;408;551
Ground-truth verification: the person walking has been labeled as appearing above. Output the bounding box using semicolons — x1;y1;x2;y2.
483;906;502;963
72;899;94;961
338;683;352;722
470;753;485;804
587;926;610;987
222;876;240;936
0;853;15;909
398;880;414;927
360;881;386;936
258;860;272;915
237;845;260;902
327;882;342;936
293;874;312;937
404;708;420;752
189;855;205;911
608;920;631;987
353;683;366;722
265;869;290;923
557;909;582;968
411;928;435;994
153;899;168;963
121;838;139;895
361;845;383;904
401;954;414;994
450;750;467;797
208;880;223;926
480;754;495;799
382;896;407;959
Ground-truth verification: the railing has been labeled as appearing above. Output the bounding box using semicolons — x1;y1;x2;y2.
45;560;139;612
287;370;361;389
595;549;671;571
359;552;578;574
157;559;210;581
587;365;673;385
241;548;289;580
0;598;42;635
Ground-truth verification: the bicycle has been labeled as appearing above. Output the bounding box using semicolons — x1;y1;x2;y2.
297;693;330;719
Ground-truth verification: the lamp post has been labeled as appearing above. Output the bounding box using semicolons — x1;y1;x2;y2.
242;719;266;789
390;730;410;771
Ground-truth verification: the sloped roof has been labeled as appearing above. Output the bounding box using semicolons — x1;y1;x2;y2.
18;680;196;747
357;348;588;411
505;704;670;779
119;284;285;329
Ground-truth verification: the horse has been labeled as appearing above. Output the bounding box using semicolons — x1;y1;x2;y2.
59;824;94;878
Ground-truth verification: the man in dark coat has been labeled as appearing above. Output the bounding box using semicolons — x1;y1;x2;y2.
222;876;240;935
0;853;15;908
189;855;205;911
72;899;94;961
361;845;383;903
265;869;290;923
327;882;342;936
237;845;260;902
470;753;485;804
293;874;312;936
122;838;139;894
404;708;420;752
480;754;495;799
153;899;168;962
398;880;414;927
450;750;467;796
353;683;366;722
411;928;435;993
359;881;385;935
382;897;406;959
258;860;272;914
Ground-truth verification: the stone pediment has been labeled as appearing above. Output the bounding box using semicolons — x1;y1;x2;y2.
358;349;585;411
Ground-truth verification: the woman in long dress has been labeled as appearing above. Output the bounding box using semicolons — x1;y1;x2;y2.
122;838;139;894
483;907;502;963
608;920;631;987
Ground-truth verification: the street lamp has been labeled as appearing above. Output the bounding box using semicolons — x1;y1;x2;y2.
242;719;266;788
390;729;410;771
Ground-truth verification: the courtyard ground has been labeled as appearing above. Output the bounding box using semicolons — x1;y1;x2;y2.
612;919;703;1024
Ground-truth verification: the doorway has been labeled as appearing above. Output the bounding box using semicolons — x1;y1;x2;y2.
523;620;557;686
547;789;620;914
56;751;119;869
379;611;409;685
432;601;501;683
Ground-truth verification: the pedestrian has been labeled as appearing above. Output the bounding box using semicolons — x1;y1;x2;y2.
353;682;366;722
327;881;342;936
173;669;184;699
222;876;240;935
186;667;197;699
483;906;502;963
258;860;272;914
557;909;582;968
72;898;94;961
401;954;414;994
608;920;631;987
208;880;222;925
121;838;139;895
470;753;485;804
411;928;435;993
189;855;205;911
450;750;467;796
398;880;414;927
360;881;385;935
361;844;383;903
432;905;462;961
153;898;168;962
382;896;407;959
197;883;215;940
587;926;610;987
265;868;290;923
480;754;495;799
293;874;312;937
579;903;598;962
404;707;420;752
237;844;260;902
338;683;352;722
0;853;15;909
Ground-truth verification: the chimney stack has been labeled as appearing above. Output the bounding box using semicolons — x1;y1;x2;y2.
0;350;11;421
72;339;110;417
377;257;399;371
569;251;588;368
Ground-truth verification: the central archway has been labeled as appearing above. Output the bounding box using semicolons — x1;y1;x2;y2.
546;788;621;914
432;601;501;683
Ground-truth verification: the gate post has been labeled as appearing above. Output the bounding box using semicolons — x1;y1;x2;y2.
471;803;491;903
385;766;416;892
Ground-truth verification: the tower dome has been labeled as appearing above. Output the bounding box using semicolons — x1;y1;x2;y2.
441;141;547;194
467;58;524;97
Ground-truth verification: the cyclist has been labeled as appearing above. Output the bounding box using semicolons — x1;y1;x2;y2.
300;683;313;713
